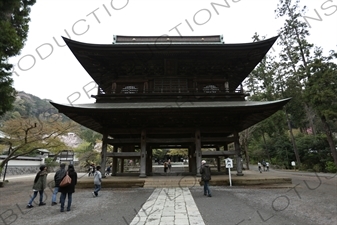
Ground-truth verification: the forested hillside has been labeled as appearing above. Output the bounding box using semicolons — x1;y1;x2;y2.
0;91;61;122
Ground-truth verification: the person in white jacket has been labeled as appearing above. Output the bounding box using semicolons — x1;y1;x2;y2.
92;166;102;197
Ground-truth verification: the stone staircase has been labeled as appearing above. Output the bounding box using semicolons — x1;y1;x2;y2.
143;176;200;188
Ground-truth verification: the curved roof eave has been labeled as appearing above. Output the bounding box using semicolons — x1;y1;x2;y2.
50;98;290;111
62;35;279;49
50;98;291;135
61;36;278;94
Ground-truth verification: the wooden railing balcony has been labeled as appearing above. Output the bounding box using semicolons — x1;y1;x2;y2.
92;88;249;103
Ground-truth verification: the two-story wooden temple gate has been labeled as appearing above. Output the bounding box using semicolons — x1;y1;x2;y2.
51;35;290;178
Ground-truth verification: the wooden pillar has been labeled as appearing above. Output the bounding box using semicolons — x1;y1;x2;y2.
146;146;152;176
101;133;108;178
223;143;229;175
139;130;147;178
188;146;193;173
216;146;221;172
112;146;118;176
121;158;124;173
195;129;202;177
234;131;244;176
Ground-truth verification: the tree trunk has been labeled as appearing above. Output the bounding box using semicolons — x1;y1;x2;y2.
321;116;337;167
262;132;271;163
285;110;301;167
244;143;250;170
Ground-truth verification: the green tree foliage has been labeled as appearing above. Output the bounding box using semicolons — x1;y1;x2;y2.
167;149;188;158
74;141;100;168
152;149;168;160
0;0;36;116
78;128;102;145
0;115;78;174
244;0;336;171
303;49;337;166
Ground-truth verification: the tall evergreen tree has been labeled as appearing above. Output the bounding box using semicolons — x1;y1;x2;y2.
275;0;316;166
304;49;337;167
244;33;288;164
0;0;36;116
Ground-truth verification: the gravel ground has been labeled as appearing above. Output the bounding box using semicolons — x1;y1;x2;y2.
0;175;153;225
192;171;337;225
0;171;336;225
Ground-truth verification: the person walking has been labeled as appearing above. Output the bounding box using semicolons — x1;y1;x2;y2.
163;161;168;174
51;163;66;206
105;163;111;176
200;160;212;197
167;159;172;173
258;162;262;173
59;164;77;212
262;160;266;171
27;165;48;208
92;165;102;197
266;162;270;171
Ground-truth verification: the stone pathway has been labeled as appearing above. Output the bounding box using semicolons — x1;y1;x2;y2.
130;188;205;225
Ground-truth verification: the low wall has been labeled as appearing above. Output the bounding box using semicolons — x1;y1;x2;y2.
0;155;43;176
2;165;42;176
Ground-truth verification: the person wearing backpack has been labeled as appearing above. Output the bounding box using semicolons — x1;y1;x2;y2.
200;160;212;197
26;165;48;208
59;164;77;212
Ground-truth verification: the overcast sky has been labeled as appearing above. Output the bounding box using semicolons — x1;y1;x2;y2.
9;0;337;104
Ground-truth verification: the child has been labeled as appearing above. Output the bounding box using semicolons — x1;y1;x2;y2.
92;166;102;197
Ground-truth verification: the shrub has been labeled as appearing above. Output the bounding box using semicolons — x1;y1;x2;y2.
325;161;337;173
299;164;308;171
45;158;59;172
313;164;322;172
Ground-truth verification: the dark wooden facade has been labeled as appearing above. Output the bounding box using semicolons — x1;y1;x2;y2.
51;35;290;177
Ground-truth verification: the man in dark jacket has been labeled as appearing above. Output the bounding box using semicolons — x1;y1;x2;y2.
51;163;66;206
200;160;212;197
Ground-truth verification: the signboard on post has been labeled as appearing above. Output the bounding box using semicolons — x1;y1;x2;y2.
225;158;233;186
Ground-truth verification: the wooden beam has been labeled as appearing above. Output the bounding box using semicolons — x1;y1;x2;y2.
106;137;235;144
106;138;139;144
105;127;236;135
201;151;237;156
201;137;235;143
106;152;140;157
147;138;194;143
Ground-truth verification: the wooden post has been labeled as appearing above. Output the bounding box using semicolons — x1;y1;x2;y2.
101;133;108;178
188;146;193;173
234;131;243;176
112;146;118;176
223;143;229;175
146;146;152;176
195;129;202;177
216;146;221;172
139;129;147;178
121;158;124;173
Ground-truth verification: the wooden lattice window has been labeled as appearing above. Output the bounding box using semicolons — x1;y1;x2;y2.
154;78;188;93
121;85;138;94
203;85;219;93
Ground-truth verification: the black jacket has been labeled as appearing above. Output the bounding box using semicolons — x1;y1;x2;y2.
59;169;77;193
200;164;211;181
54;168;66;187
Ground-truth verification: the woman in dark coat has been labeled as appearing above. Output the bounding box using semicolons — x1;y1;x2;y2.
27;165;48;208
59;164;77;212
